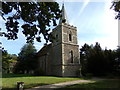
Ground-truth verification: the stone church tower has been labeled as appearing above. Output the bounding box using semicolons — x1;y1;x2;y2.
37;4;80;77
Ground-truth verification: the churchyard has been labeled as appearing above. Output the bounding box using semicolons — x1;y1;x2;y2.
1;1;120;89
2;74;120;89
2;74;81;89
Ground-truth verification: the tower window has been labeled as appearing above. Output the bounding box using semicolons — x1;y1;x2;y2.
56;34;58;42
69;50;74;63
69;34;72;41
56;35;58;38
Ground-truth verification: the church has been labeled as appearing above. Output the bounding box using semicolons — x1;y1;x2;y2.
37;4;80;77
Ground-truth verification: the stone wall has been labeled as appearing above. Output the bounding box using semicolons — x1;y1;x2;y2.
62;44;80;64
61;23;80;77
37;23;80;77
62;24;77;44
51;25;63;76
62;65;80;77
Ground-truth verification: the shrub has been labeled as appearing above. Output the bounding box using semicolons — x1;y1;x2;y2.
33;68;45;76
85;73;93;79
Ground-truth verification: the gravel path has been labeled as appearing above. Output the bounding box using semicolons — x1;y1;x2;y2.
25;77;105;90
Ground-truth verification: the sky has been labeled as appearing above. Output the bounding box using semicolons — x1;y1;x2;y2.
0;0;118;55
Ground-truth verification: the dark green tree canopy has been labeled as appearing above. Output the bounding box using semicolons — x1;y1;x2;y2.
18;43;37;60
13;43;37;74
80;42;117;76
1;2;61;43
1;48;18;73
111;0;120;20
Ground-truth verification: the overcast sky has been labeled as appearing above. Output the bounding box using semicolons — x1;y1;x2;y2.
1;0;118;55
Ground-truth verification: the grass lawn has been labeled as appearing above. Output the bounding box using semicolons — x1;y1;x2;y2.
2;74;82;89
59;79;120;89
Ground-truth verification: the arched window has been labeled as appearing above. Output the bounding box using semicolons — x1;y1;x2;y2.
56;34;58;39
68;31;72;41
70;50;74;63
69;34;72;41
56;34;58;42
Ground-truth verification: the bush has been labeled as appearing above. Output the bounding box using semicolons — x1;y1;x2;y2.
33;68;45;76
85;73;93;79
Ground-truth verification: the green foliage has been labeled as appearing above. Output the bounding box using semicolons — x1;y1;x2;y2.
1;2;61;43
111;0;120;20
115;46;120;74
33;68;46;76
13;43;37;74
85;73;93;79
80;42;117;76
2;48;17;73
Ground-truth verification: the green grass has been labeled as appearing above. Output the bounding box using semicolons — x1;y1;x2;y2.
2;74;82;89
60;79;120;89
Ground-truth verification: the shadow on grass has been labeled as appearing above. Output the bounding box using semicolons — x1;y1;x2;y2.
25;83;49;89
2;74;34;78
57;79;120;89
2;74;64;78
2;83;49;90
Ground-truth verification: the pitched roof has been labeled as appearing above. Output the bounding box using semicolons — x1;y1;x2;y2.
37;44;52;57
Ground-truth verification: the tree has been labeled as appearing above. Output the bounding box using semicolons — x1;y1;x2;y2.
80;42;116;76
1;2;61;43
111;0;120;19
13;43;37;74
1;48;17;73
104;49;116;73
115;46;120;74
80;43;92;76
